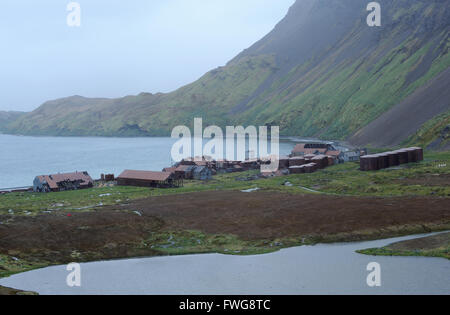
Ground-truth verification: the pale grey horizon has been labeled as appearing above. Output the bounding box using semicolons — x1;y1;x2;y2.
0;0;295;112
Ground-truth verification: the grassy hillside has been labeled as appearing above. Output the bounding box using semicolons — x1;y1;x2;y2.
404;110;450;150
0;111;25;132
3;0;450;146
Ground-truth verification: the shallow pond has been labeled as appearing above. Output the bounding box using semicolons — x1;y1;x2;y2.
1;233;449;295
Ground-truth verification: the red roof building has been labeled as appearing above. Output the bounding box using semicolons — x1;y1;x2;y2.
117;170;181;188
33;171;93;193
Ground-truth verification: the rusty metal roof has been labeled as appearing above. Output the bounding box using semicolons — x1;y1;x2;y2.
289;156;305;160
36;171;93;189
326;150;342;157
162;167;177;173
175;165;195;172
117;170;172;181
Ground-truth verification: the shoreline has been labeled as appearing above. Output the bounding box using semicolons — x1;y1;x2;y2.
357;231;450;260
2;230;449;295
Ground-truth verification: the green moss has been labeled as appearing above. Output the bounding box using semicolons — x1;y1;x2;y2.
357;232;450;260
357;247;449;260
139;230;285;256
0;254;49;279
404;110;450;149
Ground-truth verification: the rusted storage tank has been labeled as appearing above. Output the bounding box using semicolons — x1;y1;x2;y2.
289;157;306;167
277;156;290;169
404;148;417;163
369;155;380;170
386;152;400;167
311;155;328;169
415;147;424;161
360;156;370;171
304;163;318;173
289;166;305;174
361;155;379;171
396;150;409;164
372;154;383;170
406;147;422;162
327;156;335;166
378;153;390;169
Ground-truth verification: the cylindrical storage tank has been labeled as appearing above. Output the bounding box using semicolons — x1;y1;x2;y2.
289;166;305;174
278;158;290;169
378;153;390;169
405;148;417;163
371;155;380;170
375;154;385;170
387;152;400;167
396;150;409;164
304;163;316;173
365;155;379;171
417;147;424;161
408;147;423;162
304;154;316;161
311;156;326;169
289;157;306;167
360;156;370;171
414;147;424;161
369;154;380;170
327;156;335;166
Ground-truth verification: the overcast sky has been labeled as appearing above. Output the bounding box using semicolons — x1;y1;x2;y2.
0;0;294;112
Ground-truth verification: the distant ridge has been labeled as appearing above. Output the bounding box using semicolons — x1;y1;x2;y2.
2;0;450;149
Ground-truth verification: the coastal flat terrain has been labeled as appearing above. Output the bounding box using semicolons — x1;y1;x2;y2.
1;191;449;267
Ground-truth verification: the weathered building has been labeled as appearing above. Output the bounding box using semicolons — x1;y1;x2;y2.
33;171;93;193
342;151;360;162
192;166;213;180
289;156;306;167
175;165;196;180
326;150;344;163
117;170;181;188
100;173;115;181
311;155;329;169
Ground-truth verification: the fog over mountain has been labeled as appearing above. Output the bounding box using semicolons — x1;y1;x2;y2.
2;0;449;149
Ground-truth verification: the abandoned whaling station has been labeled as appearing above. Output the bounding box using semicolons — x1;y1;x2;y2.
0;143;424;194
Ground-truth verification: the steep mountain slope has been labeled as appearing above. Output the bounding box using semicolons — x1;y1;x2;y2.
4;0;450;146
350;66;450;148
404;110;450;151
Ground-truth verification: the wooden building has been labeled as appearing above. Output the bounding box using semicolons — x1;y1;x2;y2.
117;170;181;188
33;171;93;193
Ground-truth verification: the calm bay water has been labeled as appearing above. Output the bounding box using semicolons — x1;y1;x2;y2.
1;233;449;295
0;134;296;188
